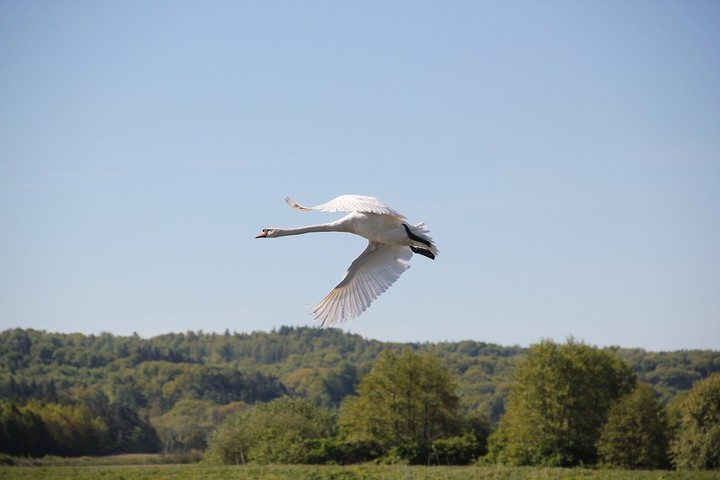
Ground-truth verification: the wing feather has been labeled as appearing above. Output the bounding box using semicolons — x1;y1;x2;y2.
311;242;413;327
286;195;406;218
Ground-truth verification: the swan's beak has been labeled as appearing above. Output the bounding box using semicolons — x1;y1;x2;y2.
255;231;267;238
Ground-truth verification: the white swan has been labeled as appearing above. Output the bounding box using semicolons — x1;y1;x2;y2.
255;195;437;327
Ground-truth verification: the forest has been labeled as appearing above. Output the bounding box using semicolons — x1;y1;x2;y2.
1;326;719;469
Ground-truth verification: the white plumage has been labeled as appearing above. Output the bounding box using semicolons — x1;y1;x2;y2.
256;195;437;327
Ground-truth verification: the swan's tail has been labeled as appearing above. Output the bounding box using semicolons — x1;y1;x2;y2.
404;222;438;259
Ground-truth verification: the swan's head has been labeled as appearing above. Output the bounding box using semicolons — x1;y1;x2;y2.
255;228;278;238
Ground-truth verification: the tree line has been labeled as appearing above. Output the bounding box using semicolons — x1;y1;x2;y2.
1;327;719;469
0;397;158;457
204;343;720;469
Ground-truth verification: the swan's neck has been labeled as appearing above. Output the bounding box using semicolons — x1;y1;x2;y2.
274;221;345;237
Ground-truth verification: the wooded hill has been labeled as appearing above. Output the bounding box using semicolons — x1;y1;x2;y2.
1;326;719;457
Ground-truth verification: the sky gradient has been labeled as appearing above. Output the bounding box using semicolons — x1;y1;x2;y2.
1;1;719;351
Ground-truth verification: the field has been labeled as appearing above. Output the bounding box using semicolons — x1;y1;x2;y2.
1;462;719;480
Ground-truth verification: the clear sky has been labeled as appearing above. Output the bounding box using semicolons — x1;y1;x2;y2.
1;1;719;351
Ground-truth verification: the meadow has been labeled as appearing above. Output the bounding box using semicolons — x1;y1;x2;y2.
1;462;719;480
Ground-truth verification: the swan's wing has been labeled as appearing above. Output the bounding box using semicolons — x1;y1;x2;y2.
285;195;405;218
311;242;412;327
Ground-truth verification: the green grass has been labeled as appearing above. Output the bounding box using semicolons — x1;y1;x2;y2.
1;464;719;480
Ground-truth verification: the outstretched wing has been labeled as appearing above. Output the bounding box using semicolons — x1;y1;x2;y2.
285;195;405;218
311;242;413;327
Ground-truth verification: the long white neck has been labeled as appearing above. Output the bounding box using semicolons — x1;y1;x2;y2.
273;221;346;237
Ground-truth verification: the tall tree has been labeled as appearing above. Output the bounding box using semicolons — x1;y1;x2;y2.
596;383;670;469
339;348;461;463
489;339;636;466
671;372;720;470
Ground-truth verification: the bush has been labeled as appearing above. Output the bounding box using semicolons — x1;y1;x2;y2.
206;397;334;465
432;433;482;465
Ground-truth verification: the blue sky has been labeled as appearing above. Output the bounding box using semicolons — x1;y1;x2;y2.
1;1;718;351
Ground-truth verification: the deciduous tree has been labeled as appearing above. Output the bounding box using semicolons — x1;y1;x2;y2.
339;349;462;463
671;373;720;470
489;339;636;466
596;383;670;469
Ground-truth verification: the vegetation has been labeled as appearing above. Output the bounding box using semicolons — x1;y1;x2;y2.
597;383;670;469
339;349;468;464
1;327;719;471
671;373;720;470
206;397;334;464
151;399;247;452
487;339;636;466
206;350;486;465
0;398;158;457
2;463;720;480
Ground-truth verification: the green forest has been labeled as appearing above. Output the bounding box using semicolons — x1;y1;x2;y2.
1;327;719;470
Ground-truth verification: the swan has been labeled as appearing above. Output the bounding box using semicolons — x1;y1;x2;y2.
255;195;437;327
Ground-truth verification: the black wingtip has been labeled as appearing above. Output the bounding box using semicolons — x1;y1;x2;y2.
410;246;436;260
403;223;433;247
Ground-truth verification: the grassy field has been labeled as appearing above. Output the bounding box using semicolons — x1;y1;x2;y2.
1;463;720;480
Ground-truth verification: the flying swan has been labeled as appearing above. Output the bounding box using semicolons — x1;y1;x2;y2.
255;195;437;327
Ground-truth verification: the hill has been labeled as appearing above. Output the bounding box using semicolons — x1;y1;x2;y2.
1;326;718;455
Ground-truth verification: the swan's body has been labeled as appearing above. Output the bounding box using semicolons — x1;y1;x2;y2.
256;195;437;327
